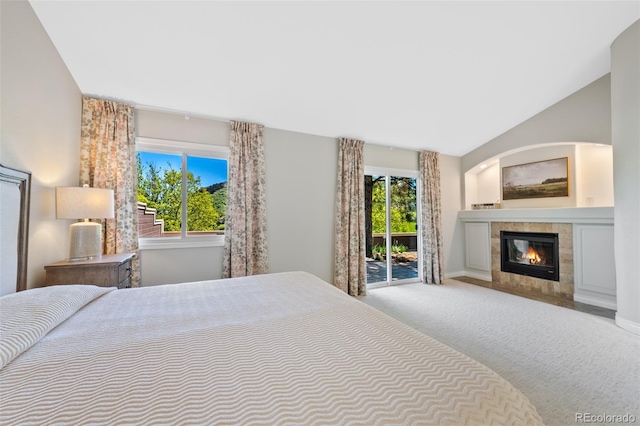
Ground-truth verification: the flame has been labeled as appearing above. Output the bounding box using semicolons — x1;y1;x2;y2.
525;246;541;264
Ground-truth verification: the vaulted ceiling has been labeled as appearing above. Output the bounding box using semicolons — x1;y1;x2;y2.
29;1;639;156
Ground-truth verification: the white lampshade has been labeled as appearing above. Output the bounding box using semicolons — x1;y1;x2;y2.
56;186;115;219
56;186;114;261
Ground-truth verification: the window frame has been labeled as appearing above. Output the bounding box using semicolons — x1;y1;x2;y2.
136;137;229;250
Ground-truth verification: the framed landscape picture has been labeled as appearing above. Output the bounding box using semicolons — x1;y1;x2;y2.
502;157;569;200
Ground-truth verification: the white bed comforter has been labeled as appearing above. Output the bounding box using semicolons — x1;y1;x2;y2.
0;271;543;425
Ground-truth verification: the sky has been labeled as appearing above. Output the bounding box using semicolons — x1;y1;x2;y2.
138;152;227;187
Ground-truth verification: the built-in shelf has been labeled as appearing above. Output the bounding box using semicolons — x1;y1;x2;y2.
458;206;614;224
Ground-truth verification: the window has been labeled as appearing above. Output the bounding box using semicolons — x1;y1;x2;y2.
136;137;228;248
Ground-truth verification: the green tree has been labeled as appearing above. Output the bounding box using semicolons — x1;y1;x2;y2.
370;177;416;233
188;188;218;231
371;180;387;234
137;159;221;232
210;186;227;229
136;154;146;203
389;178;416;233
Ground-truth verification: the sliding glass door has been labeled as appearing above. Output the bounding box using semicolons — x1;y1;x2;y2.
365;168;420;287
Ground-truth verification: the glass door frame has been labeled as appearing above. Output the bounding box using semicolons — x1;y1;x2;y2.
364;166;422;288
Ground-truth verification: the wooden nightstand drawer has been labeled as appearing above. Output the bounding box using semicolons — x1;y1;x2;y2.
45;253;135;288
118;259;132;284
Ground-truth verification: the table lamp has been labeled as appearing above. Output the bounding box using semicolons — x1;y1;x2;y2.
56;185;114;261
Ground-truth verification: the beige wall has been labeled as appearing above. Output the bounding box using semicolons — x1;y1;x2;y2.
135;108;230;145
1;0;82;289
264;128;338;282
611;19;640;334
439;154;465;276
474;163;500;206
574;144;614;207
364;144;419;170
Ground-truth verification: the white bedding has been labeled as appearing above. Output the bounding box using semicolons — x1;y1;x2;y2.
0;271;543;425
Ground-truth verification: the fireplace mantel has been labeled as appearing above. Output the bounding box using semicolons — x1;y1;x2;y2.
459;206;616;310
458;206;613;224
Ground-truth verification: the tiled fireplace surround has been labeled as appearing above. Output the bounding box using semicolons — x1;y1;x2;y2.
491;222;573;300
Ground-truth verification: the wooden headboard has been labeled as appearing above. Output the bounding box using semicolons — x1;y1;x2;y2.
0;164;31;296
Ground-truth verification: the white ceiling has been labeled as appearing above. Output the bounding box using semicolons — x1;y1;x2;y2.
28;1;639;157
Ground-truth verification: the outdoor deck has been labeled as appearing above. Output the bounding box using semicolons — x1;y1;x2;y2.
366;251;418;283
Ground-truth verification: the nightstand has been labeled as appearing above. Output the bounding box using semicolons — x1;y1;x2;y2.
45;253;135;289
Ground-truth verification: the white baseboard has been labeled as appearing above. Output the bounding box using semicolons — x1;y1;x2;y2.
445;271;465;279
573;294;617;310
463;270;492;282
615;314;640;336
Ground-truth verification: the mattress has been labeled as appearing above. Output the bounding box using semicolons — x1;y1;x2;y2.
0;271;543;425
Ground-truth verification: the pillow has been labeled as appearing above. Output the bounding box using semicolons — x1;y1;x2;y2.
0;285;115;369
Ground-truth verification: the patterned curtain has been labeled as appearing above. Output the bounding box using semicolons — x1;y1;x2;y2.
222;121;268;278
419;151;444;284
79;96;140;287
334;138;366;296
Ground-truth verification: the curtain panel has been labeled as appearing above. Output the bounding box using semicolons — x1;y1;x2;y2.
222;121;269;278
334;138;366;296
79;96;140;286
419;150;444;284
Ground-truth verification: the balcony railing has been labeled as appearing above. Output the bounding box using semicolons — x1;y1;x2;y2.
371;232;418;250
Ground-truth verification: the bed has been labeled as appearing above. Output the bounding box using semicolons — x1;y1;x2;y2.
0;271;542;425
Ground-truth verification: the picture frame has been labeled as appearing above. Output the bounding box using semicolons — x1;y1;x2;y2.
502;157;569;201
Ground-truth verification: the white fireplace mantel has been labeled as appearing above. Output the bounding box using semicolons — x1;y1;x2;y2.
458;206;614;224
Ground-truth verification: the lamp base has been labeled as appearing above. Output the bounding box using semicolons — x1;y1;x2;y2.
68;221;102;261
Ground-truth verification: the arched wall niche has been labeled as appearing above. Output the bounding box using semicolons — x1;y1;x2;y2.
463;142;613;210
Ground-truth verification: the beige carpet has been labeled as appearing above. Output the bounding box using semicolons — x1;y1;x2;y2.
359;279;640;426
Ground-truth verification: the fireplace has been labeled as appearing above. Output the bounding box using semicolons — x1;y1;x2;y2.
500;231;559;281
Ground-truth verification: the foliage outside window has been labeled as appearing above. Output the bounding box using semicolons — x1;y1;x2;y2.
369;176;417;234
136;138;227;244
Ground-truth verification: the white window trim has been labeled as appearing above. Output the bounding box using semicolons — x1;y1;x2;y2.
136;137;229;159
138;236;224;250
136;137;228;250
